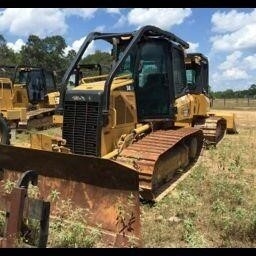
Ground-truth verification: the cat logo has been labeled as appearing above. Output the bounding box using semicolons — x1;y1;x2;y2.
72;95;86;101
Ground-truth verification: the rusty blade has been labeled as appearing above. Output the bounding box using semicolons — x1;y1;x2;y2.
0;144;137;190
0;144;141;247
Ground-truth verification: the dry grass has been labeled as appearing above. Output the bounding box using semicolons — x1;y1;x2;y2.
142;110;256;247
5;110;256;247
10;127;62;146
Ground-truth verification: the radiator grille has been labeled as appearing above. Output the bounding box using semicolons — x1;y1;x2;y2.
62;101;101;156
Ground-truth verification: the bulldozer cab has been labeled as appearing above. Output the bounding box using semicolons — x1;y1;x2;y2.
14;67;57;104
58;26;189;125
135;40;188;121
135;41;170;120
0;65;57;105
185;53;209;94
1;65;59;131
108;33;188;122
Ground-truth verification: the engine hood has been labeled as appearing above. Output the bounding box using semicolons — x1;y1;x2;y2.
71;74;133;92
72;80;105;92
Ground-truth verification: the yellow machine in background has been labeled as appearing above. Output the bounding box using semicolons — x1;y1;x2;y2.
175;53;237;144
0;66;59;142
0;26;238;247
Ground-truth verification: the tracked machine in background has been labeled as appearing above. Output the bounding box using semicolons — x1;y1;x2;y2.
174;53;237;146
0;26;237;247
0;66;60;140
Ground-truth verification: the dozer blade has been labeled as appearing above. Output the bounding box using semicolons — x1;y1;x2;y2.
18;108;56;130
0;144;141;247
208;110;238;134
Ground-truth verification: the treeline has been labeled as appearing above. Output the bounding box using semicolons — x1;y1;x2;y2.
211;84;256;99
2;34;255;96
0;34;77;82
0;34;112;83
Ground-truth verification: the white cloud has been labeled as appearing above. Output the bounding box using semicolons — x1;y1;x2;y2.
210;50;255;90
127;8;192;30
64;36;95;56
211;68;250;91
242;54;256;70
212;9;256;33
0;8;99;38
222;68;249;80
217;51;256;73
211;23;256;52
214;51;252;79
7;39;25;52
218;51;242;70
106;8;121;15
0;8;67;37
199;9;256;91
72;37;87;52
113;15;127;28
94;25;105;32
186;42;199;53
211;9;256;52
62;8;98;19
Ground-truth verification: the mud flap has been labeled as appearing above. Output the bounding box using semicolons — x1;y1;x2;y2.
0;144;141;247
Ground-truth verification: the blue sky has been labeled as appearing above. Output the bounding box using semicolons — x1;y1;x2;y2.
0;8;256;92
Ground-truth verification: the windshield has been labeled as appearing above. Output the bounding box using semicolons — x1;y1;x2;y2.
66;39;113;89
17;70;29;84
186;69;196;84
115;53;134;78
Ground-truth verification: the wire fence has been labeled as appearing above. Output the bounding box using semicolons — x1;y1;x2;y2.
211;98;256;109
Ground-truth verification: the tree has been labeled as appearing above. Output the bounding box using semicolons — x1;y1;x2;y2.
81;50;112;75
0;34;18;65
20;35;45;66
208;85;214;98
43;36;67;70
65;49;76;65
0;35;6;47
248;84;256;97
19;35;71;83
82;51;112;66
212;89;235;99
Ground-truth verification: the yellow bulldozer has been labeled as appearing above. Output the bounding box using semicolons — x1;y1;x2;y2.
0;65;60;141
176;52;237;143
0;25;237;247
